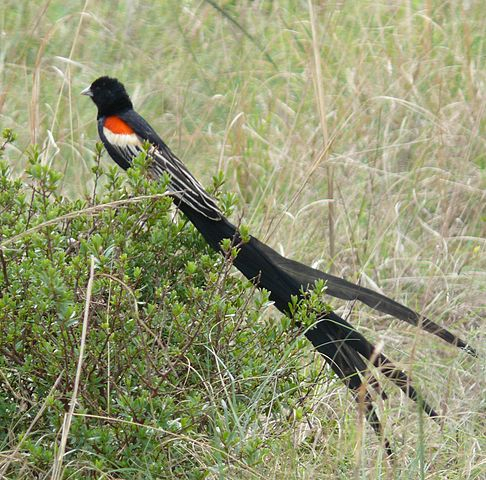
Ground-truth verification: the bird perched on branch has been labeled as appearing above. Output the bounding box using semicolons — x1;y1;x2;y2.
82;76;476;455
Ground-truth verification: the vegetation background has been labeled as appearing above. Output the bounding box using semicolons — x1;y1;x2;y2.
0;0;484;478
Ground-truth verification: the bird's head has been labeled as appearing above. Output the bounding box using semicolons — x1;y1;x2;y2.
81;76;133;116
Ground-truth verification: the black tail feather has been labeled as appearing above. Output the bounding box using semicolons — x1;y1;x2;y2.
176;203;474;443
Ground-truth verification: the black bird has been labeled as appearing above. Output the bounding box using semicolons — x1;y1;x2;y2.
82;76;476;454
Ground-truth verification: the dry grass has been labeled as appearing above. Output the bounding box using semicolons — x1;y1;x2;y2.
0;0;484;478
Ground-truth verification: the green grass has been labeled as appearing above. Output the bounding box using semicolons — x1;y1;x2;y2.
0;0;484;478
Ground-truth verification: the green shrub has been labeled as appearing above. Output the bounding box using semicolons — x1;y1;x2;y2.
0;131;324;479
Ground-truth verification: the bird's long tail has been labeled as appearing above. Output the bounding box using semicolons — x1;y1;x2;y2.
177;204;475;449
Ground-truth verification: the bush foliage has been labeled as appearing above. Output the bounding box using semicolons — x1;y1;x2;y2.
0;131;328;479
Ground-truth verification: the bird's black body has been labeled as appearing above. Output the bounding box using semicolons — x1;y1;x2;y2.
83;76;476;454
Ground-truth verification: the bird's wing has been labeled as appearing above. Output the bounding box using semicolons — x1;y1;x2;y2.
116;110;223;220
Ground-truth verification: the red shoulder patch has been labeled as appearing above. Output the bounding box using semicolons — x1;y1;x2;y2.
104;116;135;134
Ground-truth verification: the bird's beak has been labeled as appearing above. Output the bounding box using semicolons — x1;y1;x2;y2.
80;86;93;97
